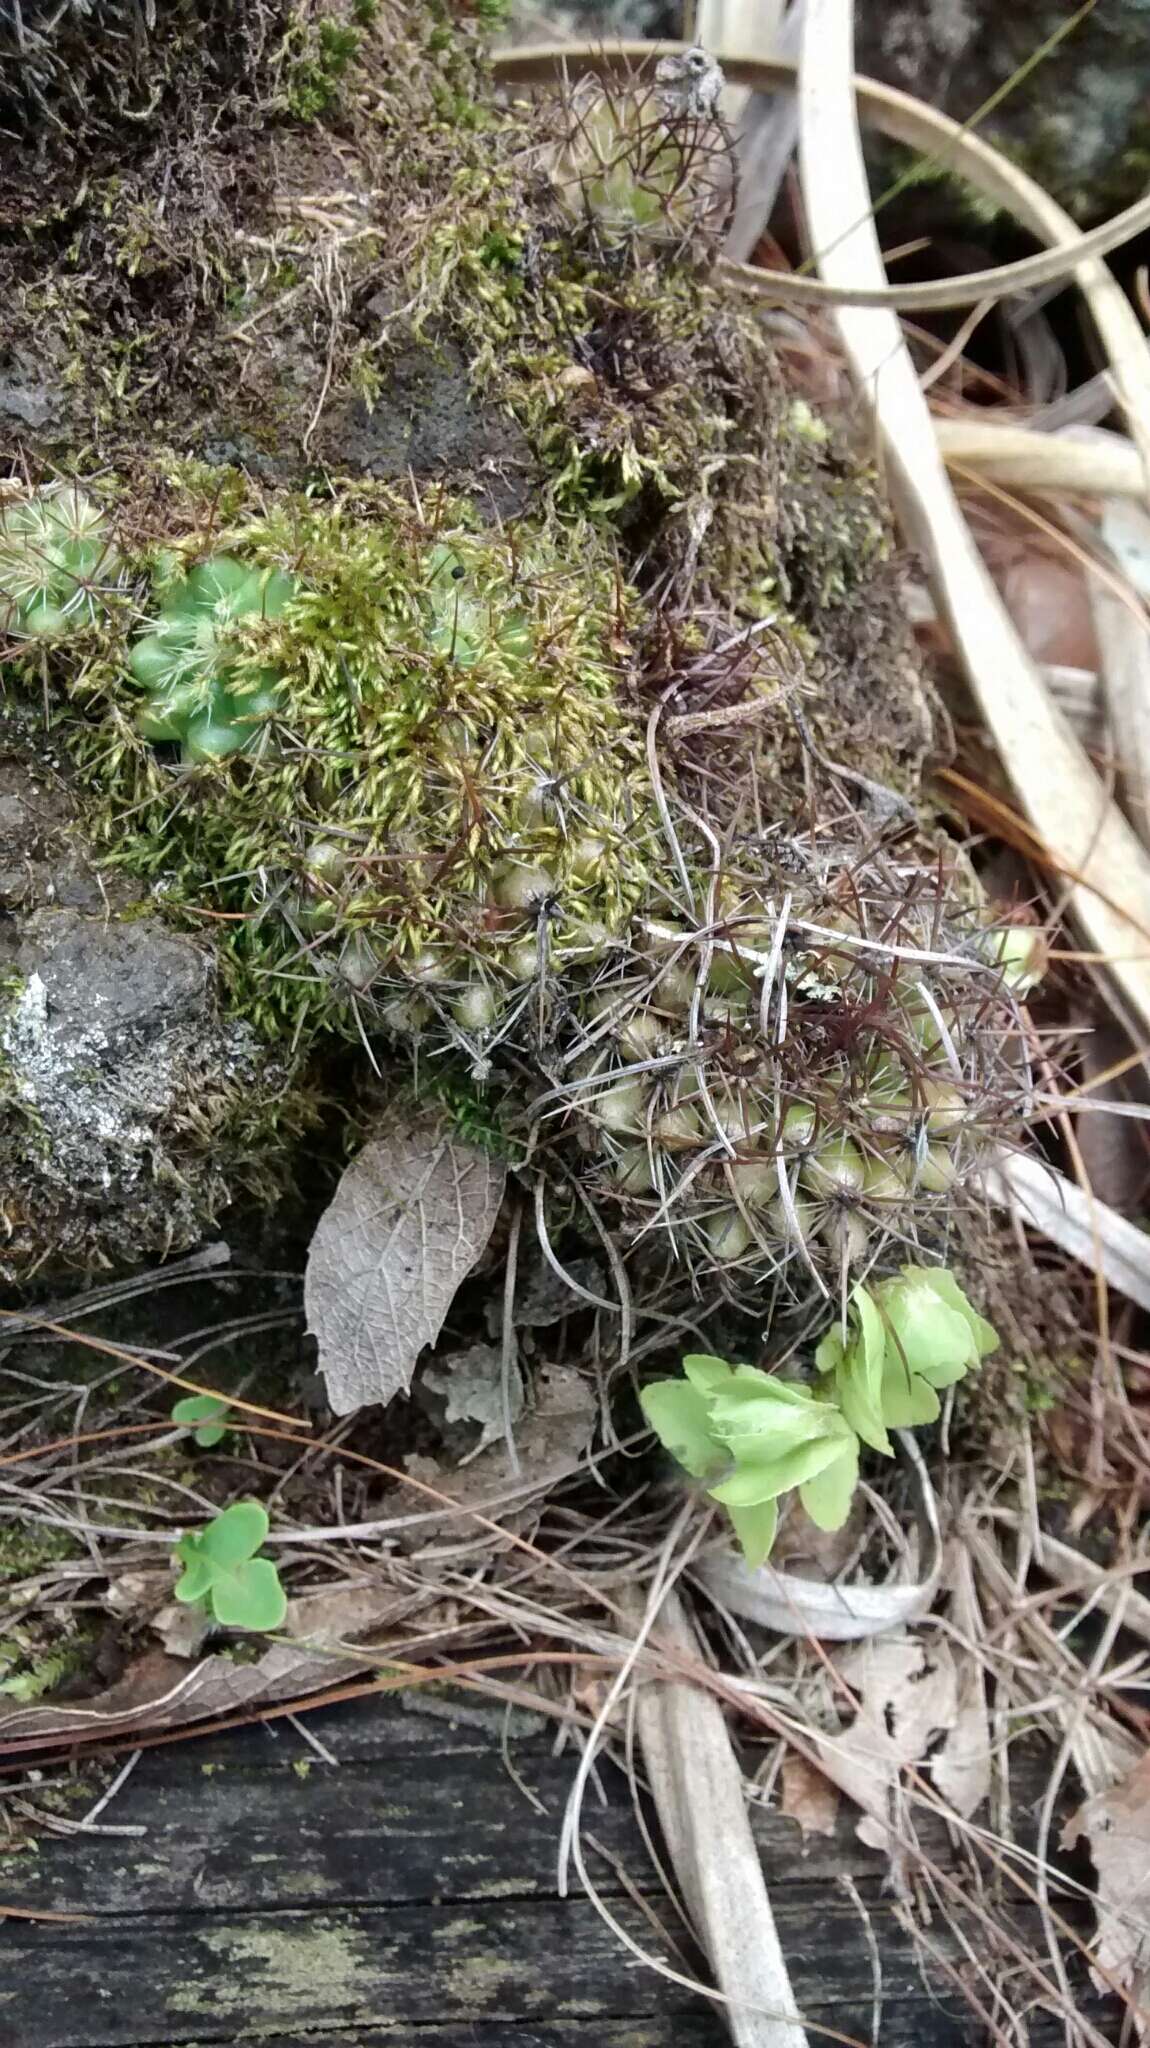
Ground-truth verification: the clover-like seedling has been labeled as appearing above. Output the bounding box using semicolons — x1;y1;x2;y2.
0;485;120;641
817;1266;999;1430
641;1354;859;1568
173;1501;286;1631
171;1394;232;1448
130;555;295;762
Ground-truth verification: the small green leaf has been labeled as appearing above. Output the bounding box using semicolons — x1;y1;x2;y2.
798;1435;859;1531
172;1395;228;1425
917;1268;999;1361
879;1361;941;1428
726;1496;779;1569
834;1287;893;1456
814;1328;845;1377
639;1380;726;1480
708;1373;844;1457
199;1500;268;1566
208;1557;287;1632
172;1394;231;1449
681;1354;736;1396
708;1431;847;1507
172;1544;215;1607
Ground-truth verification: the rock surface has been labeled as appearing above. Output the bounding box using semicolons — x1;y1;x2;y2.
0;724;282;1280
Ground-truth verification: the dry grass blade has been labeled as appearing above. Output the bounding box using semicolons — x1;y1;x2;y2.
1090;499;1150;847
982;1150;1150;1314
790;6;1150;1047
935;422;1145;502
990;1514;1150;1649
632;1587;810;2046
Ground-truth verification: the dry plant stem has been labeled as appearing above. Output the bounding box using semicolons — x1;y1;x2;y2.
628;1585;810;2047
1089;500;1150;848
788;8;1150;1046
933;422;1146;503
981;1150;1150;1315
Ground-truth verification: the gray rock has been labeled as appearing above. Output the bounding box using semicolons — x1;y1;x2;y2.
318;341;535;518
0;723;285;1282
1;908;273;1280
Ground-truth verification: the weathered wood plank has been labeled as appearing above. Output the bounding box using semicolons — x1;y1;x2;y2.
1;1897;968;2047
0;1697;1110;2047
3;1716;952;1917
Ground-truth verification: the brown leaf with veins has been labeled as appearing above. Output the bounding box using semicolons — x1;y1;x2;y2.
305;1113;507;1415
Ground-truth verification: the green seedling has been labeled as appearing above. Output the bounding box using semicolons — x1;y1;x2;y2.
170;1394;232;1447
641;1267;998;1566
173;1501;286;1631
641;1353;860;1568
817;1266;999;1429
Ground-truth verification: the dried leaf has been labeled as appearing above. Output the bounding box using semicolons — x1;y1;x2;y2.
931;1550;990;1820
305;1115;506;1415
1062;1751;1150;2017
814;1637;957;1875
0;1584;460;1750
422;1341;524;1459
780;1753;840;1841
397;1362;597;1539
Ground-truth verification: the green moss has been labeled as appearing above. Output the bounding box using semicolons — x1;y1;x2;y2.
282;14;362;122
47;481;660;1046
0;1523;81;1579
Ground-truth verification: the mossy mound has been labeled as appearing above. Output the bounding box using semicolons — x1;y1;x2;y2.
29;479;659;1043
1;4;927;807
0;10;941;1291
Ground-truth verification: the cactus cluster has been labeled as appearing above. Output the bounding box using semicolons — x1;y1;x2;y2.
0;486;120;641
130;556;296;762
549;869;1034;1287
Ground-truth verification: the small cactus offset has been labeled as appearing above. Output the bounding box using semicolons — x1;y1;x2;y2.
546;47;736;268
0;485;121;641
130;555;295;762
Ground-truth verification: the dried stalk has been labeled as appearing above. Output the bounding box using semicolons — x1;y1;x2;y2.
630;1587;809;2047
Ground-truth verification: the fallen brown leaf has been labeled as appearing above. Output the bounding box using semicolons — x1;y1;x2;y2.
1062;1750;1150;2021
813;1636;958;1885
780;1753;840;1841
305;1112;506;1415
